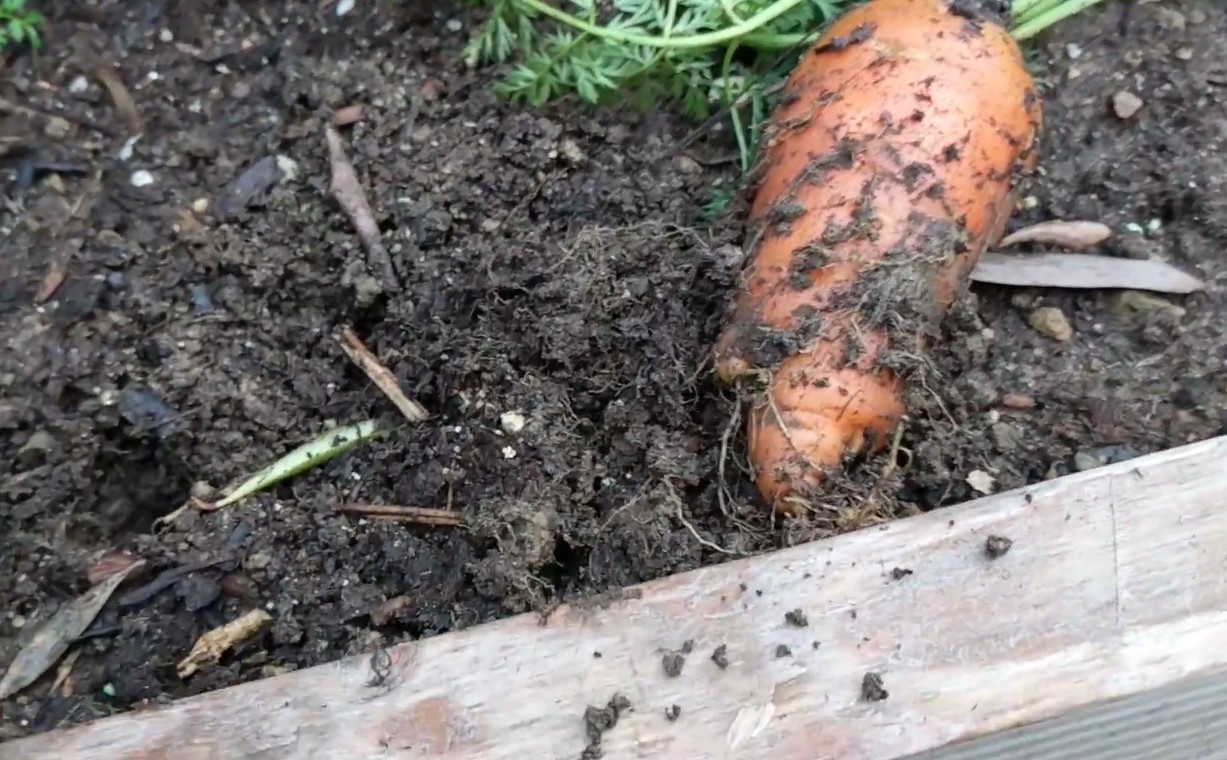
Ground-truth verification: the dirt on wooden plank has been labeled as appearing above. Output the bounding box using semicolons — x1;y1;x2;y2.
2;0;1225;740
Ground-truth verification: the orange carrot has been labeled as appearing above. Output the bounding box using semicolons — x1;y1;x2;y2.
714;0;1042;515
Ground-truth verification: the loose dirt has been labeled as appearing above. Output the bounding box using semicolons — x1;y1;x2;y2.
2;0;1224;740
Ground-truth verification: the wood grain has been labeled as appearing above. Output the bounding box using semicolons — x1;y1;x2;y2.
5;435;1226;760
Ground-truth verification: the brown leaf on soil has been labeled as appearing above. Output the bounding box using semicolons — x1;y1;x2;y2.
177;608;272;678
33;266;67;304
85;549;145;585
0;560;146;700
50;649;81;697
334;104;364;126
94;64;143;132
998;220;1112;250
972;252;1206;294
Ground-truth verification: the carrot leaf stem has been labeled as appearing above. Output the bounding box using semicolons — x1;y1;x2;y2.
1012;0;1106;39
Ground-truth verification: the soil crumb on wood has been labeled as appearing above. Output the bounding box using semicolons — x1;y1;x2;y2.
984;535;1014;559
861;672;889;702
711;644;730;669
583;693;632;759
785;608;809;627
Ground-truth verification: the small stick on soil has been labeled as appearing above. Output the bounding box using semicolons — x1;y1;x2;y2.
337;504;464;527
323;123;399;290
0;96;118;138
337;326;429;423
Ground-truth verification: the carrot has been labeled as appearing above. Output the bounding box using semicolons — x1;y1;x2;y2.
714;0;1042;515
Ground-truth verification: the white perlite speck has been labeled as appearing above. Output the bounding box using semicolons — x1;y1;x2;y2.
499;411;526;434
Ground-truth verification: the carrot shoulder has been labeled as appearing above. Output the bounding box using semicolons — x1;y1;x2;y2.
714;0;1042;514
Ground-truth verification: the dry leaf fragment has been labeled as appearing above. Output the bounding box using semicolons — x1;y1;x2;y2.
973;252;1206;294
177;608;272;678
0;560;146;699
324;123;398;289
33;266;67;304
998;220;1112;250
86;549;146;585
94;65;142;131
369;595;411;627
334;104;364;126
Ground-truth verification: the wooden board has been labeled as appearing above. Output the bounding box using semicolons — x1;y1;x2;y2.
901;668;1227;759
5;435;1226;760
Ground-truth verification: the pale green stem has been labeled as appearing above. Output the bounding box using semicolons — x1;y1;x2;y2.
1011;0;1048;17
513;0;810;49
1012;0;1106;39
1014;0;1067;25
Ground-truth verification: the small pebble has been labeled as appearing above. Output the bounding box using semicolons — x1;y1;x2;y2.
68;76;90;94
336;0;355;16
44;117;71;140
965;470;995;495
1112;91;1144;120
1073;451;1103;472
1028;307;1073;342
559;139;586;165
130;169;155;187
675;155;702;174
190;284;216;314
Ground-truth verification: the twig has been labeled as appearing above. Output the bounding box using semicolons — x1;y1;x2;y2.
337;504;464;526
337;327;429;423
0;96;118;138
323;123;399;290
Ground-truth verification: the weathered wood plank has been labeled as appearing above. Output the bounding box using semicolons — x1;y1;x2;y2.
901;668;1227;759
4;435;1226;760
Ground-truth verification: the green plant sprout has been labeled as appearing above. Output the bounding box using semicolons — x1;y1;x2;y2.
202;420;383;511
461;0;1107;174
0;0;43;51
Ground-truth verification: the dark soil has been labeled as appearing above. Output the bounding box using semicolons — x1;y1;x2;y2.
3;0;1225;741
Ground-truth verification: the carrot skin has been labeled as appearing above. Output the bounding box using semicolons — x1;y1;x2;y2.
715;0;1042;514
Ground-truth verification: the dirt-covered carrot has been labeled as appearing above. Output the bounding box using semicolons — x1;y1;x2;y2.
715;0;1042;514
